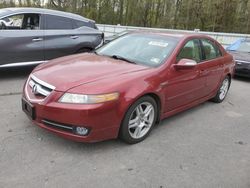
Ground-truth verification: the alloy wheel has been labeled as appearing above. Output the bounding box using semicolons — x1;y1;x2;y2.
219;78;229;100
128;102;155;139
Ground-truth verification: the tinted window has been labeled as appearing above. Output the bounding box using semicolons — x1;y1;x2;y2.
74;20;96;29
45;15;73;30
177;39;201;62
96;34;178;67
201;39;222;60
74;20;87;28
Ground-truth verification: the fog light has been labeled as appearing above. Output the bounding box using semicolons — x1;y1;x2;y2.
75;127;89;136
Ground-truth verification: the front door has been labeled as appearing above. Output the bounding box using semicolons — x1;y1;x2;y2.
164;39;207;112
0;13;44;65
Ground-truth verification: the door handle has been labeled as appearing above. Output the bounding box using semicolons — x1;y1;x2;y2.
32;38;43;42
70;35;79;39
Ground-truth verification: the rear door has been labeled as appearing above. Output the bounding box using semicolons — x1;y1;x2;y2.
43;14;81;60
0;13;44;66
199;38;224;95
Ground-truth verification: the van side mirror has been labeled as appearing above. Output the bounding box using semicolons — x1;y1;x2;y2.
174;59;197;70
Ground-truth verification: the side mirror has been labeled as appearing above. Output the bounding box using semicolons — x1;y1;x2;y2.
174;59;197;70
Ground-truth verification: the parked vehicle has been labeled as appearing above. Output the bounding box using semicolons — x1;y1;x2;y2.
22;32;235;144
0;8;103;67
227;39;250;78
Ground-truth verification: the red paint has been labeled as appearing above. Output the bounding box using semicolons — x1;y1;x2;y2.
22;33;235;142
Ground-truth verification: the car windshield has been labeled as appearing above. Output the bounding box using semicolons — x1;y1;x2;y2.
96;33;178;67
236;41;250;53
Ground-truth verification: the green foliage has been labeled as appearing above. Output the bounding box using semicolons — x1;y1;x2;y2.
1;0;250;33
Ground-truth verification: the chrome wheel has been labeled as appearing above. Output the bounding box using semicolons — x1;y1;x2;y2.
219;78;229;100
128;102;155;139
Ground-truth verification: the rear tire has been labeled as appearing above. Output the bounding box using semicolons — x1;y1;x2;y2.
120;96;157;144
211;76;230;103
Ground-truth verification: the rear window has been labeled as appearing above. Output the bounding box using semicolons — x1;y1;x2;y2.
201;39;222;60
74;20;96;29
74;20;87;28
45;15;74;30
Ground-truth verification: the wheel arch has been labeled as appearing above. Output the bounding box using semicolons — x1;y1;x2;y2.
122;92;162;126
226;73;232;88
76;47;93;53
144;93;162;123
118;92;162;140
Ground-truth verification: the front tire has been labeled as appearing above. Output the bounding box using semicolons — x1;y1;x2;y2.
120;96;157;144
211;76;230;103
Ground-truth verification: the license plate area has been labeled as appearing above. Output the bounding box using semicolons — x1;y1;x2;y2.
22;98;36;120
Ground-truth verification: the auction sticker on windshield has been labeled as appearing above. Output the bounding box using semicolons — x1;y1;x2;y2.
148;41;169;47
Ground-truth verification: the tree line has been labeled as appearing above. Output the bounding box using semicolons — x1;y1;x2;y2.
1;0;250;34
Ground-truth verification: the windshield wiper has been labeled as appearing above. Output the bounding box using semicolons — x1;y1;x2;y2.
111;55;137;64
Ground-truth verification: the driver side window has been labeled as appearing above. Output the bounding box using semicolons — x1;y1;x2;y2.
177;39;201;63
0;13;40;30
0;14;23;29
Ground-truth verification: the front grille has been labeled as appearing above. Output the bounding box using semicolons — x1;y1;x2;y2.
29;75;55;97
42;119;73;133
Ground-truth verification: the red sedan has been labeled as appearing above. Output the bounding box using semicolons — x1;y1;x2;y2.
22;32;235;144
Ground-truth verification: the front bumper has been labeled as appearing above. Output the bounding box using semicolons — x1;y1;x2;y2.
22;92;121;143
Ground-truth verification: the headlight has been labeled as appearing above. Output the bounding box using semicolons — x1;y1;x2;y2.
59;92;119;104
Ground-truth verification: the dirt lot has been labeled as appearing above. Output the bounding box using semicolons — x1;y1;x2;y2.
0;66;250;188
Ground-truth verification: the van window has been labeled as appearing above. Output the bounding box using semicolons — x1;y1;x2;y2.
45;15;73;30
0;13;40;30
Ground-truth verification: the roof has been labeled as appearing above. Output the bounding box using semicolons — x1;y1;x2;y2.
0;7;93;22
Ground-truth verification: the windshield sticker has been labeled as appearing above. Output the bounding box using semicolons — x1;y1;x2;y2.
150;57;160;64
148;41;168;47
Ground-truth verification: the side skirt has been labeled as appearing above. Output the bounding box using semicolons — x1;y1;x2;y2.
161;92;216;120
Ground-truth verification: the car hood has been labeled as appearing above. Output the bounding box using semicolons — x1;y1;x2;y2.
229;51;250;62
33;53;149;91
